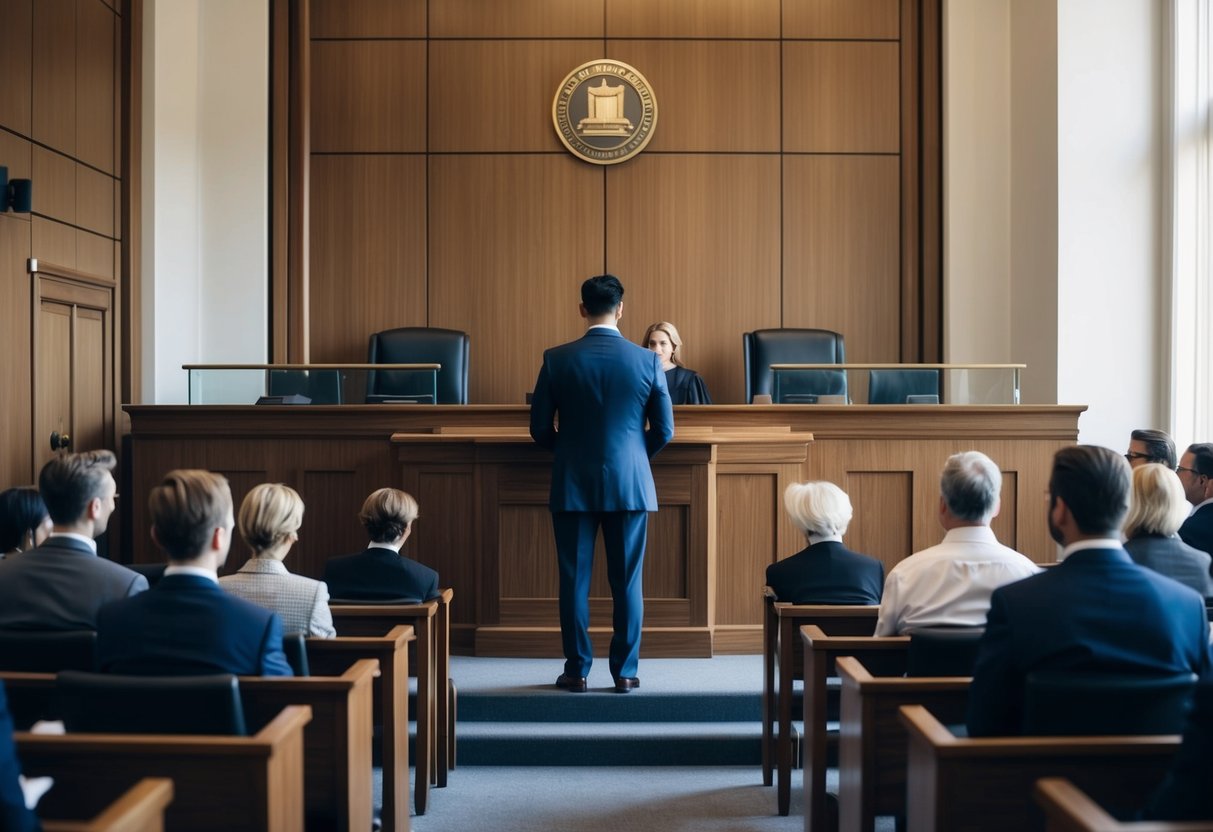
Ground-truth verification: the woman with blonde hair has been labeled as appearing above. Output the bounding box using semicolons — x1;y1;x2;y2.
1123;463;1212;598
220;483;336;637
641;321;712;404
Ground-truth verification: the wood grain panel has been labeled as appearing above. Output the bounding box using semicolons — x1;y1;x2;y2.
297;470;363;576
607;154;782;405
212;468;273;573
647;505;688;598
428;40;600;152
76;165;115;237
35;301;72;474
783;41;899;153
782;155;900;362
716;473;777;624
607;0;780;38
73;307;107;453
32;0;76;155
0;131;31;181
77;229;114;279
499;506;558;597
990;470;1018;552
784;0;900;39
0;0;32;134
310;41;425;153
32;146;75;225
32;217;76;267
845;471;912;567
310;0;425;39
431;0;604;37
607;41;780;153
428;154;605;404
77;0;116;173
308;155;427;363
0;216;32;487
415;470;478;619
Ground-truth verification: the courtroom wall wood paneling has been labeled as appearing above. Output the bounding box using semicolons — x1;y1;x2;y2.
429;41;603;153
31;146;75;225
32;217;76;268
844;471;912;567
782;155;900;361
715;473;778;626
427;154;605;404
310;0;425;39
606;0;781;38
0;0;32;134
607;154;782;408
77;163;115;238
0;217;32;487
32;0;76;156
310;41;426;153
607;41;780;153
77;0;116;173
783;0;900;39
783;41;900;153
309;155;428;362
430;0;605;38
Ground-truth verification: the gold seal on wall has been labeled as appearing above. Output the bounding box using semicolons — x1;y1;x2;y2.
553;60;658;165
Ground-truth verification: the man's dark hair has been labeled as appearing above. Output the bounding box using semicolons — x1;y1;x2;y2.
1185;443;1213;478
581;274;624;316
1049;445;1131;536
1130;428;1177;469
37;450;117;525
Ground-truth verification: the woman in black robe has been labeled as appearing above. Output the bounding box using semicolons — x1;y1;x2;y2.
641;321;712;404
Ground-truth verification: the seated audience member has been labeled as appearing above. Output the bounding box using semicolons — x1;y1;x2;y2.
0;451;146;629
220;483;335;638
96;470;292;676
874;451;1039;636
0;487;52;558
641;321;712;404
1123;463;1213;597
1139;677;1213;821
765;481;883;604
966;446;1211;736
324;488;439;602
0;682;37;832
1178;442;1213;558
1125;427;1177;470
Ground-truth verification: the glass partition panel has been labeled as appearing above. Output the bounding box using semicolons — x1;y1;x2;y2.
185;364;441;405
769;364;1024;405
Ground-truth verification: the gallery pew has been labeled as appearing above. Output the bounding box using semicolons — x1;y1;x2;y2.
41;778;173;832
900;705;1179;832
1033;778;1213;832
17;705;311;832
835;655;970;832
307;625;414;830
800;626;910;832
761;594;878;816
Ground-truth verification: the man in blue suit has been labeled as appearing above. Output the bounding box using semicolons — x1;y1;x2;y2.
966;445;1212;736
530;275;675;693
1177;442;1213;559
97;470;292;677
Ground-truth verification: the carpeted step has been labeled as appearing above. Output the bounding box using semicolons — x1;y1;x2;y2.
458;687;761;722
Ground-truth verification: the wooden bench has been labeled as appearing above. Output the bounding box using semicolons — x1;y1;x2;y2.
307;625;414;831
836;655;970;832
900;705;1180;832
1034;778;1213;832
800;625;910;831
41;778;173;832
17;705;311;831
761;595;879;816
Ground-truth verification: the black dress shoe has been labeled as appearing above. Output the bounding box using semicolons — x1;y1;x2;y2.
556;673;588;693
614;676;640;693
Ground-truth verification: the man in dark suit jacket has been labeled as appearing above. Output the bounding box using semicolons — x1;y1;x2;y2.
96;470;292;676
967;446;1212;736
1178;442;1213;560
0;450;146;630
323;488;439;601
530;275;675;693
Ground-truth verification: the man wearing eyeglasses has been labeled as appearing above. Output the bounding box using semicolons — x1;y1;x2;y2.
1178;443;1213;562
1125;428;1177;470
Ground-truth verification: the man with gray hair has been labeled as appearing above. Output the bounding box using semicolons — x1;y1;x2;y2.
874;451;1040;636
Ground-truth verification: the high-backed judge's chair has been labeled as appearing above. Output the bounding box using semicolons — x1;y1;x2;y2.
743;328;846;403
367;327;470;404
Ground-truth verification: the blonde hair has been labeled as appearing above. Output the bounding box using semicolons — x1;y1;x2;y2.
641;321;685;367
1123;463;1191;539
148;469;232;559
359;488;419;543
238;483;304;554
784;481;853;538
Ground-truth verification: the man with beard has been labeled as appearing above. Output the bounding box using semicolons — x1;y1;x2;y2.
966;445;1212;736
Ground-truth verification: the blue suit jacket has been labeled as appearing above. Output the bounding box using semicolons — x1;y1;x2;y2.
324;546;440;602
96;574;293;677
0;683;37;831
530;327;675;512
966;547;1212;736
1179;503;1213;560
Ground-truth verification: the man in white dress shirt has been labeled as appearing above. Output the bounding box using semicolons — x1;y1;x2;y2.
874;450;1040;636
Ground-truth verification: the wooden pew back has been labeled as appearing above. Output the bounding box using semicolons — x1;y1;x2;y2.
1033;778;1213;832
42;778;174;832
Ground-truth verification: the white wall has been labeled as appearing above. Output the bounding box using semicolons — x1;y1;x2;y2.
142;0;268;404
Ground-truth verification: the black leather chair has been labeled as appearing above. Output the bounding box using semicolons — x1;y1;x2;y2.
868;368;941;404
0;630;96;672
267;369;343;404
742;328;846;403
57;670;248;735
367;327;469;404
906;626;984;677
281;631;310;677
1022;670;1197;736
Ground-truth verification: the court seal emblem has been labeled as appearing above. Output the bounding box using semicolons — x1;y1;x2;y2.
552;60;658;165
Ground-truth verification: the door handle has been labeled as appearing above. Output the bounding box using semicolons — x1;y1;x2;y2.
49;431;71;451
